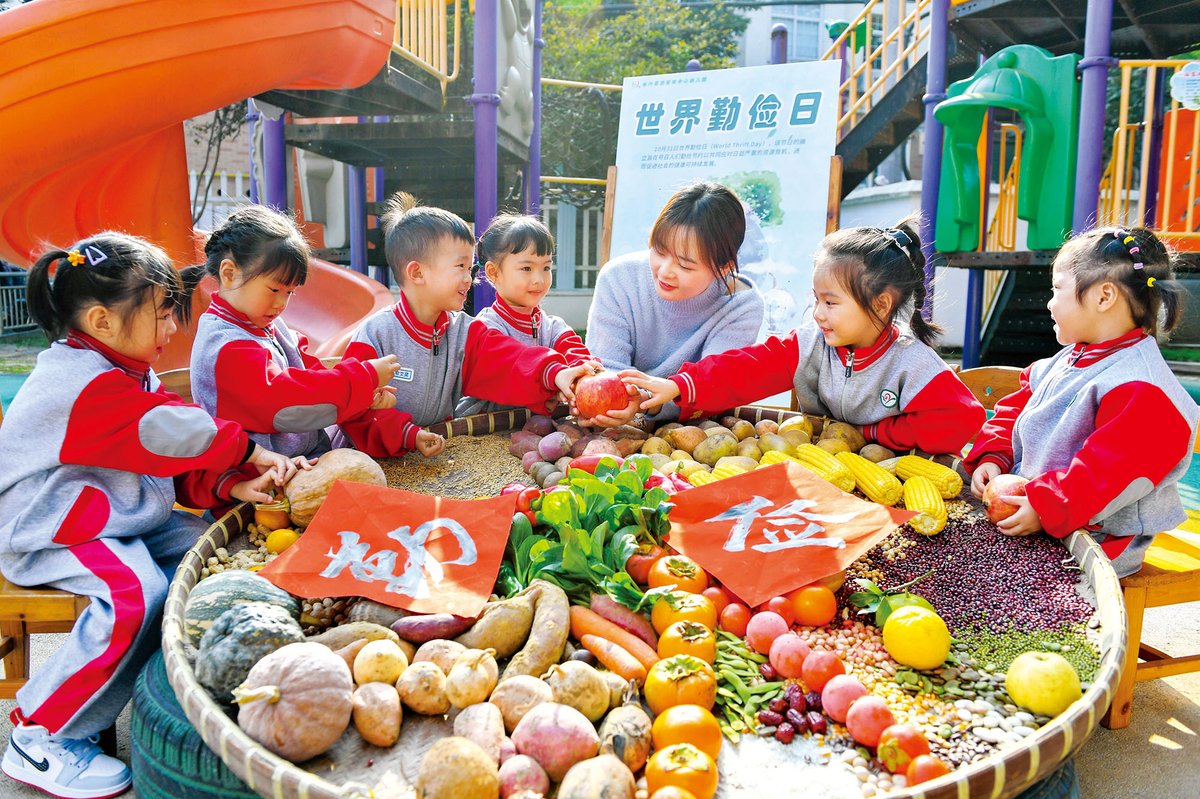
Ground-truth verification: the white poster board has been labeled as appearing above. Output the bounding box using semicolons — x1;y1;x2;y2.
611;60;841;339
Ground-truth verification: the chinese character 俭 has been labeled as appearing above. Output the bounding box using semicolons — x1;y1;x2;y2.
705;496;854;554
748;93;783;130
708;96;741;131
320;519;479;598
636;102;666;135
670;99;703;135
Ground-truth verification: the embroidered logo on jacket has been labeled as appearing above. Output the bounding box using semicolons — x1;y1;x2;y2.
879;389;898;408
396;368;415;383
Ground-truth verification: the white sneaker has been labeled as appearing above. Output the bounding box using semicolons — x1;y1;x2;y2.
2;717;130;799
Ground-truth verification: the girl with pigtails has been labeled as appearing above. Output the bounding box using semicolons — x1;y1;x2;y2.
627;217;985;456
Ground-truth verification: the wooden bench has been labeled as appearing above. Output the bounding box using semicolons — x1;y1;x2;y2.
0;579;90;699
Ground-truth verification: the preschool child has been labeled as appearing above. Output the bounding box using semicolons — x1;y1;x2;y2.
455;213;594;416
341;194;594;454
184;205;401;460
965;227;1199;576
0;233;296;799
626;218;985;456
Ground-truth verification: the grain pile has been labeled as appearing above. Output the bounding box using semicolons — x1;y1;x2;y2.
379;434;532;499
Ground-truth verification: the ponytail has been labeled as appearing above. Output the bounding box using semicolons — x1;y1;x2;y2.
26;249;70;341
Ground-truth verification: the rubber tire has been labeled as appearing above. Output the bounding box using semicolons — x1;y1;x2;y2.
131;650;258;799
1014;758;1081;799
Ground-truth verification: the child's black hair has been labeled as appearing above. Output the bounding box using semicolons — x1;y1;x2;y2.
649;181;746;285
816;214;941;346
180;205;309;321
1057;226;1182;336
381;192;475;285
477;213;555;269
26;232;182;342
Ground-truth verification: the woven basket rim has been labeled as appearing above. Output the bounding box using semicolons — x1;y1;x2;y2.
161;409;1127;799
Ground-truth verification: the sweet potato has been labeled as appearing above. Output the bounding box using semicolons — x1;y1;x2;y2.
333;638;369;673
588;594;657;648
453;701;505;764
553;420;585;445
416;737;500;799
556;754;636;799
498;755;549;799
602;425;648;443
307;621;398;652
500;580;569;681
570;435;599;458
391;612;477;644
352;683;402;747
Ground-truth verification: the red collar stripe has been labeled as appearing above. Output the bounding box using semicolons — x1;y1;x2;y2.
491;296;543;336
392;294;450;350
835;325;900;371
1069;329;1146;367
205;292;271;338
65;331;149;381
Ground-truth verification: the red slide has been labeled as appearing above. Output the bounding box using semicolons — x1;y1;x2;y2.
0;0;396;368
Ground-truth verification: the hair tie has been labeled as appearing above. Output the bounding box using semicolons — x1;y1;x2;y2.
1147;276;1157;288
1113;229;1144;271
884;228;914;264
66;250;85;267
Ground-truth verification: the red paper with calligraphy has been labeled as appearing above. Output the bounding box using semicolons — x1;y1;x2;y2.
667;462;915;608
258;481;515;617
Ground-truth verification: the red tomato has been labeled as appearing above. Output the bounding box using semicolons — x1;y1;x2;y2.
758;596;795;626
701;587;731;616
718;602;752;636
516;487;542;513
625;545;666;585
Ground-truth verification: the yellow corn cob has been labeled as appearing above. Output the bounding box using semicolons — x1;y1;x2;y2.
712;464;749;480
902;475;947;535
895;455;963;499
688;470;718;487
835;451;903;506
758;450;795;467
792;444;856;492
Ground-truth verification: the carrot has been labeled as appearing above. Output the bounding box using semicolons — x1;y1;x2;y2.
580;634;647;685
589;593;658;649
569;605;659;672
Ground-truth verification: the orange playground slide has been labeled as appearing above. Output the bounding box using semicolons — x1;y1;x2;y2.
0;0;396;368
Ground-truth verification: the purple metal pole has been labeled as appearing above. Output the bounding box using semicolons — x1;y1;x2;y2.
471;0;499;311
527;0;544;216
1072;0;1115;233
917;0;950;319
372;116;389;286
347;117;369;276
963;100;993;369
770;23;788;65
246;100;260;204
1142;68;1167;226
263;113;288;212
686;59;702;72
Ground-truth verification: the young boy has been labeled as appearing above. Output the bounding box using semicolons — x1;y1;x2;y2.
340;193;591;457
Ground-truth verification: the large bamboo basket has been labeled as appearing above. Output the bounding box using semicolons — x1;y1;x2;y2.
161;408;1127;799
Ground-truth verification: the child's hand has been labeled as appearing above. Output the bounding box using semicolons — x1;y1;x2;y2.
370;386;398;410
369;355;401;388
995;496;1043;537
575;386;642;428
292;455;318;470
415;430;445;458
620;369;680;412
554;363;598;406
248;445;298;487
230;471;283;504
970;462;1003;498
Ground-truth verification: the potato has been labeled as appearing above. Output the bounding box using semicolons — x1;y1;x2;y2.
556;754;636;799
530;461;557;486
730;419;756;440
555;456;574;473
655;422;682;435
668;449;690;462
537;431;571;462
719;415;741;429
490;675;553;733
692;432;737;466
454;701;505;764
542;470;566;488
781;429;812;448
820;420;867;451
697;420;721;430
583;438;621;457
665;426;706;454
859;444;896;462
754;419;779;436
352;682;401;747
417;737;500;799
736;439;763;460
646;453;670;470
817;438;852;454
414;639;468;675
778;415;814;437
641;436;672;456
455;588;537;659
397;661;451;715
446;648;499;708
703;425;733;438
758;433;792;455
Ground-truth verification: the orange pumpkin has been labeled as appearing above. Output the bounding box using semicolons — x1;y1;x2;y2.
646;743;719;799
657;621;717;664
651;591;718;635
644;655;717;716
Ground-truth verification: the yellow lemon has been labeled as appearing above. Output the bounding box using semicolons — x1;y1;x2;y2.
882;606;951;670
265;528;300;554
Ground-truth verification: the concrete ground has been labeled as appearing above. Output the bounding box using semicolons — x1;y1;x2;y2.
1;602;1197;799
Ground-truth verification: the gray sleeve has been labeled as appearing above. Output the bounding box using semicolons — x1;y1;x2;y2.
585;265;637;372
698;288;766;359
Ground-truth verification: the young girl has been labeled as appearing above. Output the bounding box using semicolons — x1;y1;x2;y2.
626;218;985;456
455;214;595;416
966;227;1199;576
0;233;295;799
183;205;406;460
584;181;765;424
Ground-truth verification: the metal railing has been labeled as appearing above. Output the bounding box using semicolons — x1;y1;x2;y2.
188;171;252;232
0;274;35;336
1098;60;1200;249
539;179;607;291
819;0;932;142
980;123;1022;332
392;0;462;93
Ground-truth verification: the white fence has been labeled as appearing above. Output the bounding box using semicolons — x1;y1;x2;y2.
0;277;35;335
189;171;252;231
539;199;606;290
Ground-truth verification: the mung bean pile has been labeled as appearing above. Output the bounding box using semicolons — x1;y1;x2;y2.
379;433;532;498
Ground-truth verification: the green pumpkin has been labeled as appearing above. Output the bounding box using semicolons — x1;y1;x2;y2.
196;602;305;702
183;570;300;647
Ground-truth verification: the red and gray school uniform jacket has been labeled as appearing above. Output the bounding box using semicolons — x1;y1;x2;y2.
0;332;256;556
190;292;378;459
455;296;592;416
965;329;1199;576
669;322;985;455
341;293;570;456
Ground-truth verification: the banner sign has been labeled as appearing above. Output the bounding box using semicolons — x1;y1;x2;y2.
259;481;515;617
611;61;841;339
666;462;915;607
